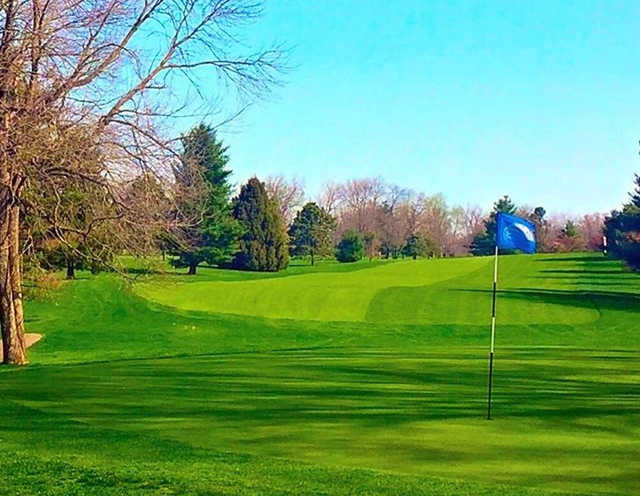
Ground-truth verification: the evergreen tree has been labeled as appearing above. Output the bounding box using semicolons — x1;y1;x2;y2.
562;220;578;238
335;230;364;263
181;124;232;187
604;174;640;269
555;220;584;252
288;202;336;265
232;177;289;271
168;124;241;275
26;159;117;279
470;195;517;255
630;174;640;208
402;234;436;259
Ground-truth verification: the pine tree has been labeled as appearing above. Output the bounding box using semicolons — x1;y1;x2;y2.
232;178;289;271
335;230;364;263
288;202;336;265
168;124;241;274
604;174;640;269
630;174;640;208
470;195;517;256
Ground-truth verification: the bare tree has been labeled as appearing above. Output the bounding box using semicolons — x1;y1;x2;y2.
419;194;451;257
579;213;605;251
0;0;285;364
544;213;571;252
337;177;386;234
447;205;468;255
459;205;485;252
316;181;342;216
264;175;305;226
376;202;404;258
404;193;427;236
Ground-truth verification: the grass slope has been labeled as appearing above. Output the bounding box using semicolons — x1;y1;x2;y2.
136;254;640;346
135;257;489;321
1;253;639;495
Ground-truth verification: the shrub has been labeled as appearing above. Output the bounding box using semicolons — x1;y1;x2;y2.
402;234;437;259
335;230;364;263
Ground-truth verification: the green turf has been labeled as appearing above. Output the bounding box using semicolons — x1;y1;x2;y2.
1;252;639;495
134;256;489;321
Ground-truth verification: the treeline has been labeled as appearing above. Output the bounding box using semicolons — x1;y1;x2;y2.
26;123;612;283
117;125;616;275
14;118;632;283
310;179;605;259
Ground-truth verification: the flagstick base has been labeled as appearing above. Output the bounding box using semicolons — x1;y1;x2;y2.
487;351;494;420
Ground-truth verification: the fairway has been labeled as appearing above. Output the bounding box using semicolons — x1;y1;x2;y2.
1;253;639;495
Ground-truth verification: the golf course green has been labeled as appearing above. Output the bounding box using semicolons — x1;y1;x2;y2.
1;252;639;495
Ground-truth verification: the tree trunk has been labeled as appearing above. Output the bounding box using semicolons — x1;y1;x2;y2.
188;263;197;275
310;249;315;266
0;203;27;365
66;258;75;279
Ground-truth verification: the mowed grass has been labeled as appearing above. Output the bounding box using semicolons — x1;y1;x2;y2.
135;256;489;321
136;253;640;344
1;252;639;495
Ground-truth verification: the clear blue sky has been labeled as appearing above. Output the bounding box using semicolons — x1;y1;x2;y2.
190;0;640;214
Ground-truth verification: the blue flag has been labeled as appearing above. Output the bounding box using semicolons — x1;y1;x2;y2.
496;213;536;254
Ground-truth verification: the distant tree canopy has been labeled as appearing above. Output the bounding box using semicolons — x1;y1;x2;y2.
335;230;364;263
232;178;289;272
604;174;640;269
470;195;517;256
402;234;436;259
167;124;241;275
554;220;585;252
288;202;336;265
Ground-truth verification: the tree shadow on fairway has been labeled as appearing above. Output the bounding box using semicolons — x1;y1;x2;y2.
454;288;640;313
533;275;640;291
535;256;609;263
6;350;638;428
539;269;626;275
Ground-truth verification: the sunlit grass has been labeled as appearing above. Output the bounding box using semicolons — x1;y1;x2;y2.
1;252;638;495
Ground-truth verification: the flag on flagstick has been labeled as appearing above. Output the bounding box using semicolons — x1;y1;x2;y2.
487;213;536;420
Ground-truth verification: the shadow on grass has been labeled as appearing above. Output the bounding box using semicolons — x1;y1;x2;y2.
3;350;639;429
535;256;608;263
452;287;640;312
539;269;628;275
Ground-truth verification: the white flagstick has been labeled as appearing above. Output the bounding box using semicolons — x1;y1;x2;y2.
487;245;499;420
